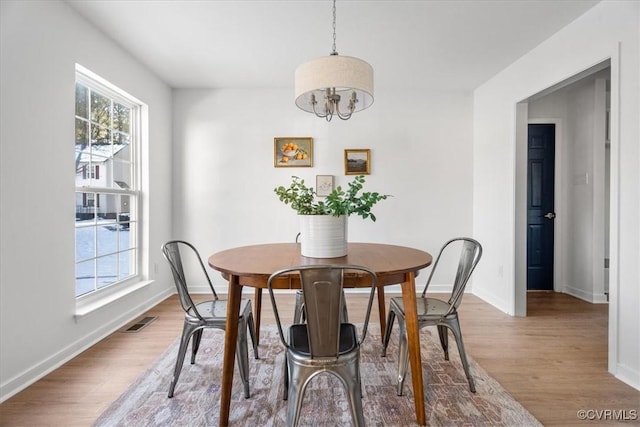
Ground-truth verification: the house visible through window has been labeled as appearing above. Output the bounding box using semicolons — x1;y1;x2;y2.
75;66;140;298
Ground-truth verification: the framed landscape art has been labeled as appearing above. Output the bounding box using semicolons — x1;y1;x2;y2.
344;149;371;175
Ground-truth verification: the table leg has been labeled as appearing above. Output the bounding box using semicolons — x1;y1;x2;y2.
254;287;262;345
401;271;426;426
220;275;242;427
377;285;386;341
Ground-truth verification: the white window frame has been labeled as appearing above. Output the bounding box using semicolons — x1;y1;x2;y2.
74;65;145;307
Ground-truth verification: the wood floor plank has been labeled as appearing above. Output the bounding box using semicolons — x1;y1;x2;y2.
0;292;638;426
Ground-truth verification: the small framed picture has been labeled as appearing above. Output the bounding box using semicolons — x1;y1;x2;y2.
274;137;313;167
316;175;334;197
344;149;371;175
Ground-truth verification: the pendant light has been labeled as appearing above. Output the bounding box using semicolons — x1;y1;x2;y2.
294;0;374;121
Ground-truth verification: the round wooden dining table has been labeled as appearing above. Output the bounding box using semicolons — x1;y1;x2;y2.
208;242;432;426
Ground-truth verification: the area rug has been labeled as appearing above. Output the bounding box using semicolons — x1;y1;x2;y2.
94;326;541;427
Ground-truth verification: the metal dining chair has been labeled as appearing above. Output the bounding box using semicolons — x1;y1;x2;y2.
268;264;378;427
161;240;258;398
381;237;482;394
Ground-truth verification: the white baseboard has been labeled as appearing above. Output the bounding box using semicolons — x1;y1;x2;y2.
564;285;609;304
0;287;174;403
615;362;640;391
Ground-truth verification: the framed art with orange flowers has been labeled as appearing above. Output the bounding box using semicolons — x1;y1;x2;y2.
274;137;313;167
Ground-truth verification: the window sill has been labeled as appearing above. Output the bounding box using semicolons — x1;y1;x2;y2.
75;280;154;317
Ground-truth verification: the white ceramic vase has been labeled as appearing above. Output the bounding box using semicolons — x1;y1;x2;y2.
298;214;348;258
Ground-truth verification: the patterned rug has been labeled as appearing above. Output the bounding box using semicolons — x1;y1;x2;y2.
94;326;541;427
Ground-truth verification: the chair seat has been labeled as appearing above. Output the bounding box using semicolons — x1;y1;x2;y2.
288;323;358;356
390;296;455;320
187;298;252;321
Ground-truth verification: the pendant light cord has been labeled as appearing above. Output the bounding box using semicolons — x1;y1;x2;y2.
331;0;338;55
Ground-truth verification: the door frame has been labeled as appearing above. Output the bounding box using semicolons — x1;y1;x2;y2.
514;58;619;377
515;109;564;316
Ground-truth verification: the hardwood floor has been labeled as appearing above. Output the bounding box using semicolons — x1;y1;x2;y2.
0;292;638;426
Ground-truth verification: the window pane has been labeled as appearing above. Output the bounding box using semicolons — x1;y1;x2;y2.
113;131;130;146
97;255;118;289
97;201;118;258
91;91;111;126
118;195;131;228
76;259;95;296
112;159;131;189
76;192;96;220
118;249;135;280
125;221;138;250
113;103;130;133
120;223;134;252
75;83;88;119
101;193;118;221
91;124;111;146
75;118;89;147
75;224;95;262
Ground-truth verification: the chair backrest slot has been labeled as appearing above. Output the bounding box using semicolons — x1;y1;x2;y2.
300;269;344;358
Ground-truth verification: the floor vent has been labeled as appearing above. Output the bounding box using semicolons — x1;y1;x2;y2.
123;316;157;332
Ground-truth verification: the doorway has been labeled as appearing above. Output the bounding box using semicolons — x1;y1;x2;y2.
515;60;611;317
527;124;555;291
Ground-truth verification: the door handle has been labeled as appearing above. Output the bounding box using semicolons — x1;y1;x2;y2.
544;212;556;219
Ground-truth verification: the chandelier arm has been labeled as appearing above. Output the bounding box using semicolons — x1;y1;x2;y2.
311;98;334;121
325;100;334;121
334;93;356;120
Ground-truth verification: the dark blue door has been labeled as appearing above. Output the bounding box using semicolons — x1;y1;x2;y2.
527;124;555;291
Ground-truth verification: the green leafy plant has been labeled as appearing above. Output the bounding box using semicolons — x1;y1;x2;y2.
274;175;390;221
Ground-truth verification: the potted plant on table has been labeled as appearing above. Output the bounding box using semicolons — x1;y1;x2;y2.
274;175;389;258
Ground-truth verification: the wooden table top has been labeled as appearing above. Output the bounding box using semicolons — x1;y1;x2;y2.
208;242;432;287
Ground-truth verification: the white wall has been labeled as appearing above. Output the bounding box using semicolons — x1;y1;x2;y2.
172;88;474;292
0;0;174;400
473;0;639;389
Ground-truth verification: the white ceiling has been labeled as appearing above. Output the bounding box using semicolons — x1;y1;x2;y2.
66;0;600;91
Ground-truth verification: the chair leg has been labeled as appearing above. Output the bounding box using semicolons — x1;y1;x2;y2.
236;318;251;399
395;314;409;396
335;359;365;427
282;354;289;401
168;322;197;398
253;288;262;346
381;308;396;357
377;286;386;341
287;361;314;427
437;324;449;361
447;319;476;393
246;311;259;359
191;328;203;364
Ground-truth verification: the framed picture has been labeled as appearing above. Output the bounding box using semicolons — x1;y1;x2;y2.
344;149;371;175
315;175;334;197
274;137;313;167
